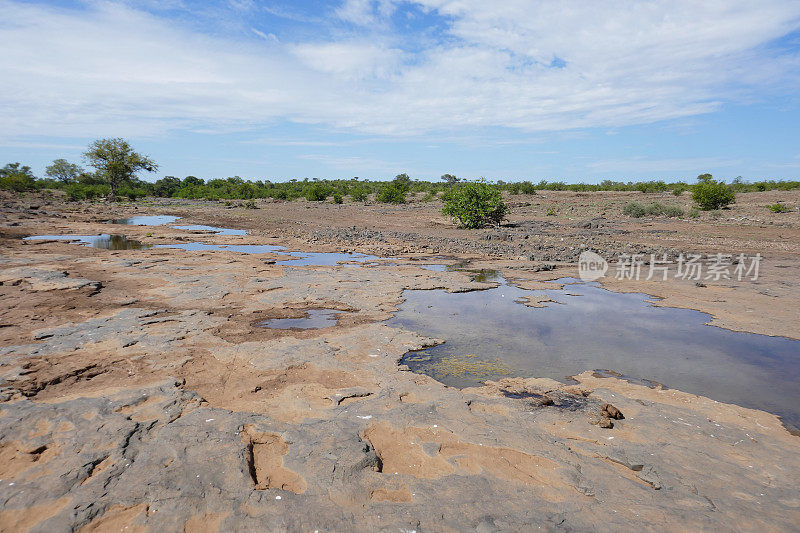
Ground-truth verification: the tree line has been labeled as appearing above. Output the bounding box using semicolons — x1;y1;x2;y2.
2;138;798;204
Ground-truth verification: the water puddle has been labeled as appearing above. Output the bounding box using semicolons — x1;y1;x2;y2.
255;308;344;329
421;263;501;282
55;215;381;267
157;242;378;267
278;251;381;266
170;224;247;236
389;277;800;429
155;243;286;254
112;215;179;225
24;235;150;250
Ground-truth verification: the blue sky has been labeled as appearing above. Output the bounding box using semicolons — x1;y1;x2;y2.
2;0;800;183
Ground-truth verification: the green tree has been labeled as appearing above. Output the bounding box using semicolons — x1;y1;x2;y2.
153;176;182;197
441;179;507;228
82;138;157;200
441;173;460;185
45;159;83;183
697;173;714;183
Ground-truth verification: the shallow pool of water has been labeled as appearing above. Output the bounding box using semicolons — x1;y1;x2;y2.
156;242;380;267
388;277;800;429
278;251;380;266
24;234;150;250
170;224;247;236
255;308;345;329
112;215;179;226
155;243;286;254
421;263;501;282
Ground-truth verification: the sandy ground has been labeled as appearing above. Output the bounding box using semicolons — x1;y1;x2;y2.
0;190;798;531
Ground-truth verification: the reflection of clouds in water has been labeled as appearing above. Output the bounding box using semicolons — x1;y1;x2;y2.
114;215;179;226
391;280;800;429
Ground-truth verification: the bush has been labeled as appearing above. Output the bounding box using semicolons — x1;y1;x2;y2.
441;179;507;228
768;203;790;213
623;202;684;218
64;183;109;201
304;182;332;201
661;204;684;217
117;185;147;201
421;191;437;202
0;162;37;192
377;174;411;204
349;186;369;202
692;180;735;210
623;202;647;218
332;192;343;204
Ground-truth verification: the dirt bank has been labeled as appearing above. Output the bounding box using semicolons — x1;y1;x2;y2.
0;193;798;531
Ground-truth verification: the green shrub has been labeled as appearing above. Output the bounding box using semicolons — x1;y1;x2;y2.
0;174;36;192
423;191;439;202
64;183;109;201
377;174;411;204
692;180;735;210
689;207;700;218
117;185;147;201
304;182;332;201
441;179;507;228
0;163;37;192
768;202;790;213
661;204;684;217
672;185;688;196
623;202;647;217
349;186;369;202
332;192;343;204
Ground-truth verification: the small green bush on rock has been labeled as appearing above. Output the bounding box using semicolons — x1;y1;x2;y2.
768;203;790;213
441;179;507;228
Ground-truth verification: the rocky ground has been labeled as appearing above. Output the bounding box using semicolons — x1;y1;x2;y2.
0;191;798;531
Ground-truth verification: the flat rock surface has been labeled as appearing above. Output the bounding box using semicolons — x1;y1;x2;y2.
0;196;798;531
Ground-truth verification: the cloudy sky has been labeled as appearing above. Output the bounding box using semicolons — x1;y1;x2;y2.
2;0;800;182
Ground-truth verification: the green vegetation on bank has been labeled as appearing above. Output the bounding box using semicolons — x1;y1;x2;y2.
6;165;799;201
2;139;799;206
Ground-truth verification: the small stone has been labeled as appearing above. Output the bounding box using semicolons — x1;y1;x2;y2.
602;403;624;420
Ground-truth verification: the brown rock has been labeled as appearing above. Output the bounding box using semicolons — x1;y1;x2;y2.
602;403;624;420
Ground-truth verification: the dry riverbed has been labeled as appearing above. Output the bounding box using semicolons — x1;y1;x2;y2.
0;192;799;531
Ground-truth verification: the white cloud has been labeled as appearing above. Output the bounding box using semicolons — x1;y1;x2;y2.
1;0;799;140
291;42;403;78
